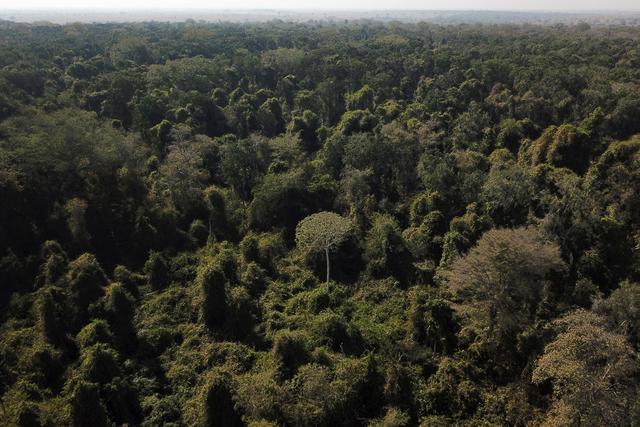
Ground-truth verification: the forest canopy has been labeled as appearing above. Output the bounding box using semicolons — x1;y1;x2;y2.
1;17;640;426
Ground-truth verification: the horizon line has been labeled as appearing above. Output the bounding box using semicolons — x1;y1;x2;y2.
3;7;640;12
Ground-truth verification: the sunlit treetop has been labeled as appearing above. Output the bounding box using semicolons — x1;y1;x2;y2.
295;211;352;254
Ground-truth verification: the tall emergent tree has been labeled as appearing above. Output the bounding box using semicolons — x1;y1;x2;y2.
444;227;565;341
295;212;352;284
532;310;638;426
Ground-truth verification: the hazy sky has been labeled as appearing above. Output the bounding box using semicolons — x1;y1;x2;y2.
2;0;639;10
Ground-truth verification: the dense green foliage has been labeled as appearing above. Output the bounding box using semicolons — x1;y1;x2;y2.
2;18;640;426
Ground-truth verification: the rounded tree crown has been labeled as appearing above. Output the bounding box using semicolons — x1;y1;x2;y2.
295;211;352;253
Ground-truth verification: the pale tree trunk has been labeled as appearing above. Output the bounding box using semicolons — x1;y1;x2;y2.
325;247;330;284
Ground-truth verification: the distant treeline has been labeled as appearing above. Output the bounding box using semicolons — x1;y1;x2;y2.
1;9;640;25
